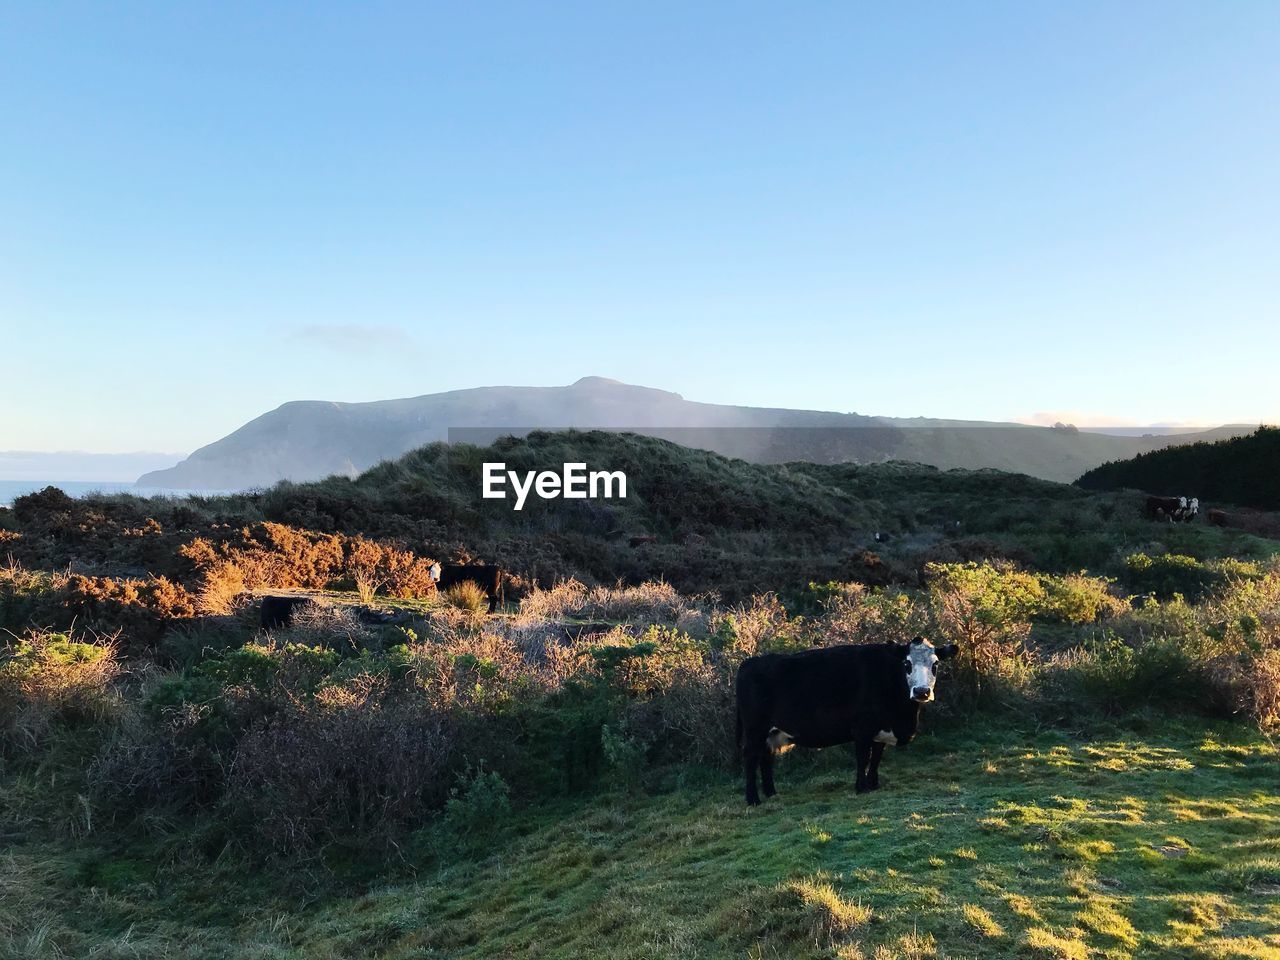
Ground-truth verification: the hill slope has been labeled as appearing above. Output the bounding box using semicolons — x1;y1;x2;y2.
137;377;1246;488
33;431;1259;601
1077;425;1280;509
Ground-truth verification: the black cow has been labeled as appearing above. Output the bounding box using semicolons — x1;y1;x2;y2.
735;636;958;805
259;595;316;630
435;564;504;613
1145;495;1198;522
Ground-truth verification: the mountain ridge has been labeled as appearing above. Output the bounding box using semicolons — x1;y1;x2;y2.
137;377;1254;489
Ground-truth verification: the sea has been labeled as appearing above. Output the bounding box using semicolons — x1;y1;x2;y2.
0;480;236;507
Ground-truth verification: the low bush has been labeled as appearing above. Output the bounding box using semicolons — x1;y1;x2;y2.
439;765;512;854
516;578;707;631
179;523;439;601
227;674;455;852
57;574;199;645
443;580;489;612
1037;573;1128;624
0;630;122;757
7;553;1280;864
926;562;1042;709
1121;553;1261;603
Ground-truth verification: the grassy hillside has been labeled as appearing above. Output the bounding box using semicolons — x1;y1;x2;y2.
7;720;1278;959
4;431;1280;959
8;430;1279;603
1077;426;1280;510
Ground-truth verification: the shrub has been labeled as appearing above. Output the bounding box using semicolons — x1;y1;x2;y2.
88;703;226;813
274;602;371;656
188;559;246;615
227;674;454;853
1037;573;1127;624
609;626;735;766
1214;649;1280;731
1123;553;1210;601
600;722;648;788
0;631;121;756
819;586;928;648
926;562;1042;708
343;535;439;599
56;574;198;645
441;765;512;854
444;580;488;612
709;594;799;659
1046;634;1221;718
516;579;705;630
177;523;439;603
1202;570;1280;653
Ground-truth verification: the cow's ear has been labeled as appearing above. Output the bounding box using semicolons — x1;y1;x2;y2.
936;643;960;661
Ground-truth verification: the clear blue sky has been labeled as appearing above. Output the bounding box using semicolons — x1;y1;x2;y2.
2;1;1277;453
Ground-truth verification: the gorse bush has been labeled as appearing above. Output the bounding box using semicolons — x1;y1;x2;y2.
181;523;439;602
1037;573;1128;624
926;562;1042;708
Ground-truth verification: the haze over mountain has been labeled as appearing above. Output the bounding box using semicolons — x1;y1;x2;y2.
133;377;1253;490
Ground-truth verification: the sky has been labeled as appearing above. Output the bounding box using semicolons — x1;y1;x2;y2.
1;1;1277;454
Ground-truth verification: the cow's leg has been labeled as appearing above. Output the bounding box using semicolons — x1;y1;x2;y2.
760;747;777;799
743;738;764;805
741;722;771;805
867;742;885;790
854;738;873;794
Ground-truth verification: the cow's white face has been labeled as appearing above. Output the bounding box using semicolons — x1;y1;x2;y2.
1189;498;1199;513
900;636;959;702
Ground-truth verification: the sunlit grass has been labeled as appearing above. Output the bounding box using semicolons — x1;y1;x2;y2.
4;718;1277;958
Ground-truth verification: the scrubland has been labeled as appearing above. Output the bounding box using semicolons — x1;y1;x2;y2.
2;432;1279;958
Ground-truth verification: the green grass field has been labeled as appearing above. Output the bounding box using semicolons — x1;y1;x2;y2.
6;718;1277;959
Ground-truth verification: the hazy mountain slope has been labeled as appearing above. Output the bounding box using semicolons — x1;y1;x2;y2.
137;377;1249;489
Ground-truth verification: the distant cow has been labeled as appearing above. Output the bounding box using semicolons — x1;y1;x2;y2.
260;595;316;630
1208;508;1227;527
735;636;959;805
1146;495;1191;522
435;564;504;613
628;535;658;548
